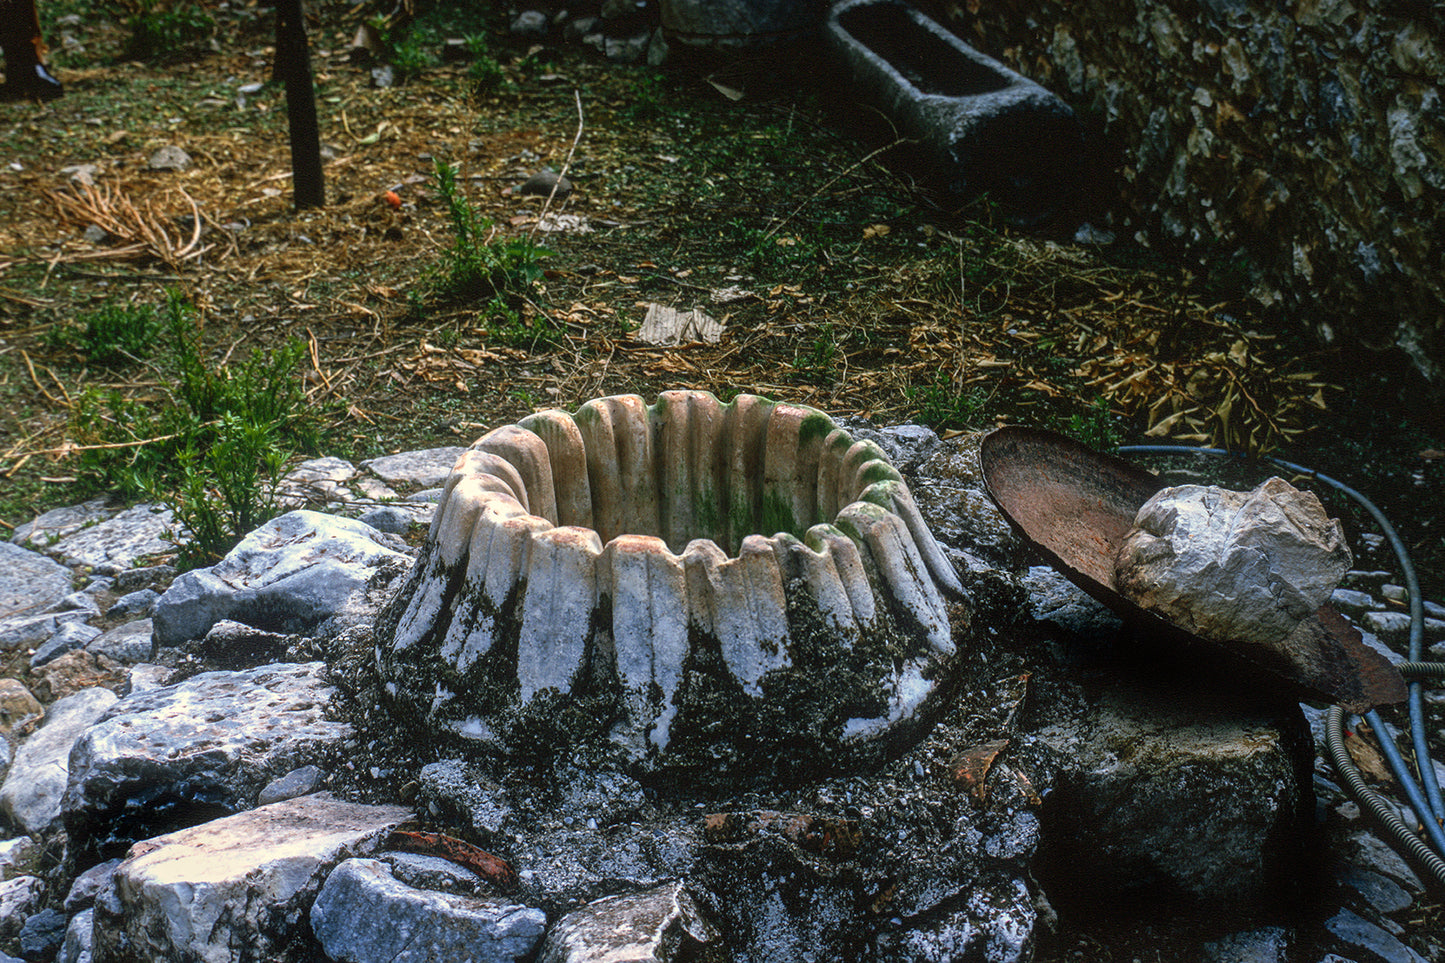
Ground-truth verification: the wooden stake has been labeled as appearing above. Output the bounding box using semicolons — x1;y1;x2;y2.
274;0;325;210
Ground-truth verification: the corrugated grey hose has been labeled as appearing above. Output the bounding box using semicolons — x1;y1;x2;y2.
1326;664;1445;890
1118;445;1445;891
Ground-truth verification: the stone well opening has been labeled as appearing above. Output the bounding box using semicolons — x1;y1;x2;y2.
376;391;964;783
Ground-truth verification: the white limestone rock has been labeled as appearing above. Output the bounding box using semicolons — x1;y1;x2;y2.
58;908;93;963
11;497;117;547
377;391;965;781
0;687;118;835
48;503;177;574
363;447;467;488
0;835;37;876
536;880;720;963
0;876;43;940
85;619;154;664
93;793;411;963
31;621;103;669
0;541;74;620
0;610;93;653
873;876;1036;963
1114;476;1351;644
280;455;358;503
62;662;351;863
152;509;410;645
311;857;546;963
12;498;175;575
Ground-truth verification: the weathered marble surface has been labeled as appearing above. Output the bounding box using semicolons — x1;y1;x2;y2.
377;392;965;781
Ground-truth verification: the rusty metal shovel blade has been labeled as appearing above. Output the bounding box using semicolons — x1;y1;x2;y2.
980;427;1407;712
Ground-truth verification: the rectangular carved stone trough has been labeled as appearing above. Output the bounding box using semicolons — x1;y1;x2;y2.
824;0;1084;223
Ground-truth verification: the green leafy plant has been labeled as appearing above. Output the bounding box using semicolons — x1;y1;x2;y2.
464;34;504;91
50;301;164;367
907;373;989;431
793;324;839;385
390;33;435;82
428;159;551;304
68;290;321;569
1059;398;1124;452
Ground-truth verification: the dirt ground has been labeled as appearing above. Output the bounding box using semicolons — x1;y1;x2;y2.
5;2;1439;545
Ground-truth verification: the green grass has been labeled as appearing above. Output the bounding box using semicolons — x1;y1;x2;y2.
907;373;991;431
48;300;165;368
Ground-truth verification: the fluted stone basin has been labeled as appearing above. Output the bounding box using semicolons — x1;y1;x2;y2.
376;391;964;781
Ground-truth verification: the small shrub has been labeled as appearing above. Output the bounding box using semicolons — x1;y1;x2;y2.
112;0;215;62
428;159;550;304
1059;398;1124;451
464;33;504;90
907;373;989;431
391;33;435;82
793;324;839;385
68;290;321;569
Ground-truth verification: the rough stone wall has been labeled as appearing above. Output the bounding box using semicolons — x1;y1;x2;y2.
920;0;1445;385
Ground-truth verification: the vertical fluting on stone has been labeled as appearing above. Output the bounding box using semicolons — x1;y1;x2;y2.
390;465;504;657
886;482;965;597
762;404;831;543
603;534;690;751
519;409;594;530
474;425;557;525
814;428;854;524
720;534;793;696
721;394;776;555
378;392;964;776
652;389;727;554
576;395;660;544
808;524;877;626
517;526;603;704
771;531;860;644
835;501;953;656
443;501;549;673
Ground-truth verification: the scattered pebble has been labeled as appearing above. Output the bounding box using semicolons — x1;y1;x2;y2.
147;145;192;172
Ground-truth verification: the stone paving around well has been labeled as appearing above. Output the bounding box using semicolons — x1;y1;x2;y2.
0;432;1441;963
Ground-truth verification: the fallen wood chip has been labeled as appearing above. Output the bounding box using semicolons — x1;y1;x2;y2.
387;829;518;891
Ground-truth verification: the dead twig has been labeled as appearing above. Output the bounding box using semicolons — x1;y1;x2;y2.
20;351;62;406
46;180;210;269
529;89;585;245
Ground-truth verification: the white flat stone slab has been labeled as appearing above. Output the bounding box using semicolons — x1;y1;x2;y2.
0;541;74;620
95;793;412;963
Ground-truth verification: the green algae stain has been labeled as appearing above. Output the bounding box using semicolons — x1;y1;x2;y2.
857;460;902;486
693;483;721;544
761;487;800;540
798;411;837;446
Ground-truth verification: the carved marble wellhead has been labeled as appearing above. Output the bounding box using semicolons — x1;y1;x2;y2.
376;391;964;780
